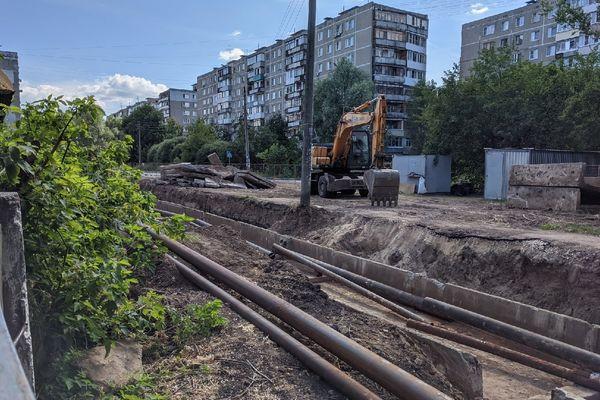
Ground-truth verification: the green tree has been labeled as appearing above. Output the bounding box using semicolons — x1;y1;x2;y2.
543;0;600;38
121;104;165;163
314;59;375;142
164;118;183;139
256;115;301;165
408;47;600;187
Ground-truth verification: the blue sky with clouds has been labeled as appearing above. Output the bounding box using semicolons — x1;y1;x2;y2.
2;0;527;113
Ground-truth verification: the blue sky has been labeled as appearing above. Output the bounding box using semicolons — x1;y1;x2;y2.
2;0;527;113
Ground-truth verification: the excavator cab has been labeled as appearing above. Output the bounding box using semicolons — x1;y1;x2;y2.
347;130;371;169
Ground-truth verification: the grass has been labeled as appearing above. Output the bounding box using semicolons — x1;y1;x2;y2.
540;222;600;236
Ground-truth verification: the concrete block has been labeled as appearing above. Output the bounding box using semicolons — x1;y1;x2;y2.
551;385;600;400
510;163;585;188
507;186;581;211
0;193;34;388
398;183;416;195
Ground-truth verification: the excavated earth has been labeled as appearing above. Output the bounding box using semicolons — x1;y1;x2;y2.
142;180;600;325
140;225;470;399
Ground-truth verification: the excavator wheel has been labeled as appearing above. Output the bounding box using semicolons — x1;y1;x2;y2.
359;189;369;198
363;169;400;207
318;175;335;198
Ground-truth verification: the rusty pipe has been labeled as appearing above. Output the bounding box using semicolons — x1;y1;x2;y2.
407;320;600;392
149;229;451;400
166;255;381;400
156;208;212;227
272;244;427;322
421;298;600;371
277;246;425;311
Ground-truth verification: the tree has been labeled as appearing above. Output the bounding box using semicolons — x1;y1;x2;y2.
121;104;165;163
314;59;375;142
164;118;183;139
256;115;301;165
408;47;600;187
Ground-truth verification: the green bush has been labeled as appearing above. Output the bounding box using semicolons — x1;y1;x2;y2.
169;300;228;346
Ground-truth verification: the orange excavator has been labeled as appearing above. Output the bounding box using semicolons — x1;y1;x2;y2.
310;95;400;206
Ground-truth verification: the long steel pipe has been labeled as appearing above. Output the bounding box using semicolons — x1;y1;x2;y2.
421;298;600;371
149;230;451;400
407;320;600;392
272;244;427;322
166;255;381;400
276;246;425;311
157;208;212;227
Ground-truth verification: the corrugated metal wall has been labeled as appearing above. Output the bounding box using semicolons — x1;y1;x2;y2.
485;149;600;200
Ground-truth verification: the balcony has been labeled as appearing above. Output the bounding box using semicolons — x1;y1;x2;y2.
285;60;305;69
374;74;405;84
285;91;302;100
375;38;406;48
214;95;230;104
247;74;265;83
287;120;301;127
387;111;407;119
286;105;301;113
249;86;265;95
375;19;407;31
248;111;265;120
374;57;407;67
383;94;408;102
217;117;232;125
286;43;307;56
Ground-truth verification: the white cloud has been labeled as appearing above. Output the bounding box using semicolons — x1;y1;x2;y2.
469;3;489;15
21;74;168;114
230;30;242;37
219;48;245;62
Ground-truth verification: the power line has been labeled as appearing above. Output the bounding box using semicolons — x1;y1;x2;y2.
275;0;297;40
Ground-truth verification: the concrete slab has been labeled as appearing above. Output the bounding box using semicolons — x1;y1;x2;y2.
510;163;585;188
507;186;581;211
551;385;600;400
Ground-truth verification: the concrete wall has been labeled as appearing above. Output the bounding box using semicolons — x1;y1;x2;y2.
156;199;600;355
0;193;34;391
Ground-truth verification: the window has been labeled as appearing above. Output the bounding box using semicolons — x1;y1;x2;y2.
512;52;522;63
327;43;333;54
318;31;324;41
336;41;342;51
318;63;323;73
349;19;355;29
502;20;509;31
546;44;556;57
531;30;540;41
532;12;542;23
548;26;557;37
482;41;495;50
500;37;509;47
516;16;525;27
318;47;323;57
327;61;333;70
346;53;354;63
529;48;539;60
345;36;354;48
327;28;332;38
514;34;524;45
483;24;495;36
336;24;343;36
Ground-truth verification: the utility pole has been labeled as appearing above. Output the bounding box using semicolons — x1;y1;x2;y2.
243;83;250;170
137;122;142;165
300;0;316;208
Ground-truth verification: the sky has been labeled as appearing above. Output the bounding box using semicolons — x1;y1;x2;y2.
2;0;529;114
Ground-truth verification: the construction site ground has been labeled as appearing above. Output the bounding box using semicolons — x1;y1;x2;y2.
140;178;600;399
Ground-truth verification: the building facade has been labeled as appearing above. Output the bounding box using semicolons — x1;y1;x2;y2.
0;51;20;124
196;2;428;152
461;0;599;77
156;88;198;131
111;98;157;119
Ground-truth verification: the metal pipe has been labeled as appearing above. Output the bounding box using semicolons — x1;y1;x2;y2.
166;255;381;400
272;244;427;323
148;229;451;400
421;298;600;371
281;247;425;311
157;208;212;227
245;240;273;256
407;320;600;392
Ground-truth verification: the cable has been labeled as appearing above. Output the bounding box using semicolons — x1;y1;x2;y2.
275;0;297;40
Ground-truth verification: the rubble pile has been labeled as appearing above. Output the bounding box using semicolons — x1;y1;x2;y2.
159;163;276;190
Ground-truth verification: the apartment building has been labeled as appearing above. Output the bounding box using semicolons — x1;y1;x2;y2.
111;98;157;119
195;2;428;152
461;0;599;77
0;51;20;124
156;88;198;131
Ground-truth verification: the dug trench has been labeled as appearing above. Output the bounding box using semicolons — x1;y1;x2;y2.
144;182;600;326
141;225;481;399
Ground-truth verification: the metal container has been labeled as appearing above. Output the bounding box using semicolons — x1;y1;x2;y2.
484;148;600;200
392;155;451;194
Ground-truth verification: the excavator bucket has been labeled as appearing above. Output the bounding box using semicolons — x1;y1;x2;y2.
363;169;400;207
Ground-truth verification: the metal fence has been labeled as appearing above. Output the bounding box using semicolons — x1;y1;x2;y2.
585;165;600;177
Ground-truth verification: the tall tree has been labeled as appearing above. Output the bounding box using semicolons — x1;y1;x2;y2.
543;0;600;38
313;59;375;142
121;104;165;162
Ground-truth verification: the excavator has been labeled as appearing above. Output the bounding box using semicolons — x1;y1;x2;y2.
310;94;400;206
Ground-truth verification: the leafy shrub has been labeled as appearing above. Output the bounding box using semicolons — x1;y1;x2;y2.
169;300;228;346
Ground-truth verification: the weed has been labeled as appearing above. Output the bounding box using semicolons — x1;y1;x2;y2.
540;222;600;236
169;300;228;346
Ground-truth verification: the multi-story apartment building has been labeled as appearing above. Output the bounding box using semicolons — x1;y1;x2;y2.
0;51;20;124
156;88;198;131
111;98;157;119
461;0;599;77
196;2;428;152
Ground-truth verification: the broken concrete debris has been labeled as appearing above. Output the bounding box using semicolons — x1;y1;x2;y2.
159;163;276;190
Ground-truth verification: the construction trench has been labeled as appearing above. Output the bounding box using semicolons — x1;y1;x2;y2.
141;179;600;400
